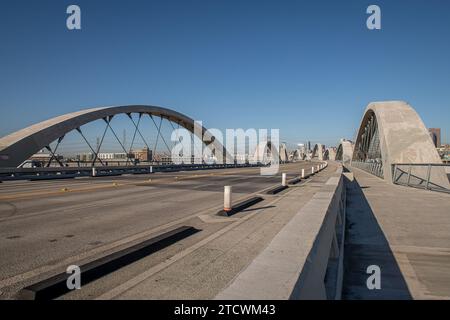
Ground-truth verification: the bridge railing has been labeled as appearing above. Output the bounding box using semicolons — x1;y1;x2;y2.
0;163;266;181
216;166;347;300
351;160;383;178
392;163;450;193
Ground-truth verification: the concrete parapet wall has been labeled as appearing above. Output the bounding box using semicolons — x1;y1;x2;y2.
216;165;347;300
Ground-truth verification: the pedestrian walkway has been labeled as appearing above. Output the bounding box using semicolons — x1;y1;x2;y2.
343;167;450;299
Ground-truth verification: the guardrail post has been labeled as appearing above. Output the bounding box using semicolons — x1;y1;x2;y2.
224;186;232;212
407;165;412;186
282;173;287;186
425;164;431;190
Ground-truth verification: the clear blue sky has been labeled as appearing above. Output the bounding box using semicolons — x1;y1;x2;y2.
1;0;449;146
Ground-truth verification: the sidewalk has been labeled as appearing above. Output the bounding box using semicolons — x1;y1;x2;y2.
343;167;450;299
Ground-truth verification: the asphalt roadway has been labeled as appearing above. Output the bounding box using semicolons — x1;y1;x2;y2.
0;161;335;299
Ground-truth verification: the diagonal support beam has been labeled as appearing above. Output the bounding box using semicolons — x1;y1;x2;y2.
103;116;133;164
149;115;172;160
91;118;109;166
150;115;162;158
167;119;181;149
76;127;104;166
157;117;174;154
45;135;65;167
127;113;141;155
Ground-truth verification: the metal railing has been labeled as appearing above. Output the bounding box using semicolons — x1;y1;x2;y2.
392;163;450;193
0;163;265;182
351;160;384;178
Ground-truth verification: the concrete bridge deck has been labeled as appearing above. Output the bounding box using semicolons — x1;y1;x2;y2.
343;167;450;299
0;162;332;299
2;161;448;300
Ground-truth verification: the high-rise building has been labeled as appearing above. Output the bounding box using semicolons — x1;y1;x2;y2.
428;128;441;147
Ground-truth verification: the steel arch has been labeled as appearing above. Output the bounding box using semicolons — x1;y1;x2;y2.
0;105;228;168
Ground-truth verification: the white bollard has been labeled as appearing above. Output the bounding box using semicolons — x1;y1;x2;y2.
150;166;153;173
92;167;97;177
312;167;314;174
224;186;232;212
282;173;287;186
301;169;305;178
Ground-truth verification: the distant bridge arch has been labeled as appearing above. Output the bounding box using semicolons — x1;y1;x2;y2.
0;105;229;168
311;143;324;161
252;141;288;164
335;140;354;164
324;147;336;161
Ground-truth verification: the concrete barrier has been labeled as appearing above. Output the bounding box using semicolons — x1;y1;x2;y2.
216;166;346;300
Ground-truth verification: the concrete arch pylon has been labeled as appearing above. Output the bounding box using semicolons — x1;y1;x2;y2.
0;105;230;168
335;140;354;164
279;143;288;162
253;141;288;164
311;143;324;160
353;101;448;186
324;148;336;161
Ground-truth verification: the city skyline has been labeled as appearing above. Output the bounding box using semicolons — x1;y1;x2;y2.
1;0;450;146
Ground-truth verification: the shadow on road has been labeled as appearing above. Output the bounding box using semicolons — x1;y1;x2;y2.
241;205;276;212
342;177;412;299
